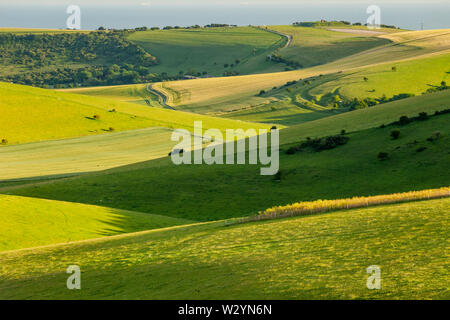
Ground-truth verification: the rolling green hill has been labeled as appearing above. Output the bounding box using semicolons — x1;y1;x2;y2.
155;29;450;115
0;194;191;252
0;82;270;146
267;25;393;67
128;27;286;77
0;197;448;299
61;84;162;107
6;93;449;221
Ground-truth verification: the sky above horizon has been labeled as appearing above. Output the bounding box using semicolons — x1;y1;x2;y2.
1;0;449;5
0;0;448;30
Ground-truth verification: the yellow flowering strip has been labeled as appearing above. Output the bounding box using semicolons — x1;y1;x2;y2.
246;187;450;222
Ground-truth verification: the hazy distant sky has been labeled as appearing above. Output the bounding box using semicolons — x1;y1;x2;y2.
2;0;449;5
0;0;448;30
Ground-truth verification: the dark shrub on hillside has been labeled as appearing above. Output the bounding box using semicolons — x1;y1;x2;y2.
390;130;400;140
286;146;298;155
427;131;441;142
299;135;350;152
340;129;346;135
378;152;389;161
93;114;100;120
258;90;266;96
271;126;277;131
398;116;410;125
418;112;429;121
416;147;427;153
1;139;7;145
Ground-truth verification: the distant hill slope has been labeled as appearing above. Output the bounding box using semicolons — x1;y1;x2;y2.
0;194;192;252
127;27;287;77
7;93;449;221
267;26;393;67
156;29;450;114
1;197;448;299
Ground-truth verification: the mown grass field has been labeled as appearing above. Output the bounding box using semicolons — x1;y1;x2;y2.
7;96;449;221
0;197;448;299
128;27;286;76
0;194;191;252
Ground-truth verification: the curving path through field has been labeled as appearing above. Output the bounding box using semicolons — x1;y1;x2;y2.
147;84;175;110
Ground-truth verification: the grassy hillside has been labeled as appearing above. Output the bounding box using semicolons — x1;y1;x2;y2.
0;82;157;145
0;197;448;299
0;127;176;181
7;98;449;221
61;84;162;107
0;194;191;252
310;53;449;104
267;26;392;67
153;30;450;114
224;54;449;125
0;82;270;145
128;27;286;77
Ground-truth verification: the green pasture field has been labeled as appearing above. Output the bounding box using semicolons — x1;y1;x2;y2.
0;198;448;299
0;194;191;252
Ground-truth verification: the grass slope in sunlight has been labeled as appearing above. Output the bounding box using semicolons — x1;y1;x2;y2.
128;27;286;76
268;26;392;67
61;84;162;107
0;82;270;145
0;194;191;252
7;106;449;221
0;198;448;299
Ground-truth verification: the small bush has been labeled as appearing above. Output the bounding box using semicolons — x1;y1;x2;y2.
378;152;389;161
1;139;8;145
340;129;346;135
258;90;266;96
286;147;297;155
93;114;100;120
380;124;386;128
398;116;410;125
390;130;400;140
270;106;276;111
109;127;115;132
416;147;427;153
418;112;428;121
427;131;441;142
108;109;116;113
271;125;277;131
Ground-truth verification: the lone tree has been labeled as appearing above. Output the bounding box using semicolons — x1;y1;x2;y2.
391;129;400;140
392;66;397;71
363;77;369;82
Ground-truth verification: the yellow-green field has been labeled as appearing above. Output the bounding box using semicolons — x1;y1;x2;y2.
0;194;191;252
0;127;176;181
61;84;162;107
0;198;448;299
0;82;271;145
